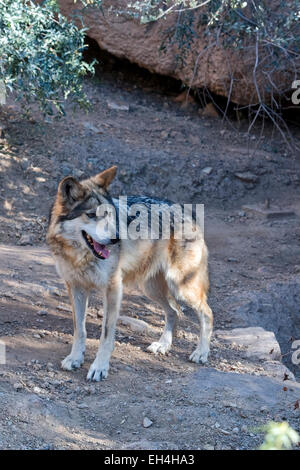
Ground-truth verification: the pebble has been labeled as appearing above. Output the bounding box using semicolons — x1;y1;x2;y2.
18;234;33;246
201;167;213;176
77;403;89;409
143;417;153;428
107;101;129;112
38;310;48;317
13;383;22;391
234;172;259;183
202;445;215;450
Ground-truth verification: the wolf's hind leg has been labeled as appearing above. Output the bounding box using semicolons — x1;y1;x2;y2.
61;284;88;371
176;281;213;364
188;299;213;364
145;274;181;355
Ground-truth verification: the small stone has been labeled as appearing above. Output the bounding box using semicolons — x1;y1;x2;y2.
77;403;89;409
241;425;248;433
260;406;268;413
33;386;42;394
143;417;153;428
107;101;129;111
233;427;239;434
201;167;213;176
38;310;48;316
234;172;259;183
18;234;33;246
33;334;41;339
118;316;150;335
242;204;295;219
13;383;22;391
83;122;102;133
57;304;71;312
45;286;61;297
203;445;215;450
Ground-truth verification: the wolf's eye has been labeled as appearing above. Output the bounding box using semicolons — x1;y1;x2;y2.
86;212;96;219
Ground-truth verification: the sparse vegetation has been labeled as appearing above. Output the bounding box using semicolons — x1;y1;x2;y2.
0;0;102;115
259;422;299;451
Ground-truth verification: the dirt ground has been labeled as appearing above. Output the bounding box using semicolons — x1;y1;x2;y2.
0;55;300;450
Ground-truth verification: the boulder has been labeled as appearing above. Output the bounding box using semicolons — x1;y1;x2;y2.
58;0;297;105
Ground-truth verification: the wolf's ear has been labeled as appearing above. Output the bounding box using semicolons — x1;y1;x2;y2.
58;176;85;206
93;166;117;190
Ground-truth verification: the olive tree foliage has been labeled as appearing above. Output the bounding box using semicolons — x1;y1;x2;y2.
0;0;102;115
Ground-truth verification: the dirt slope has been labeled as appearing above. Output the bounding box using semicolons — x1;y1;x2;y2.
0;64;299;449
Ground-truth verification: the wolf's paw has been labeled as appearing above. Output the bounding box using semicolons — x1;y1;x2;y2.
147;341;170;355
189;348;209;364
87;361;109;382
61;354;84;371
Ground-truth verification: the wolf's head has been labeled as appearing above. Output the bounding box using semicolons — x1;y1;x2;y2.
47;166;118;260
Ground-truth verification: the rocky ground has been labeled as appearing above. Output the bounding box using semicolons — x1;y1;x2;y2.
0;56;299;450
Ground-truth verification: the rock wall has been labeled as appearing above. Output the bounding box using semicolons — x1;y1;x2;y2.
58;0;296;106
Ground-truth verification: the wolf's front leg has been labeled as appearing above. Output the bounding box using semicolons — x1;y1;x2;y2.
87;273;122;381
61;283;89;371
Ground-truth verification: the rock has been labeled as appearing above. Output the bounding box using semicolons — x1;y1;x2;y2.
57;304;71;312
13;383;22;391
118;316;151;335
201;167;213;175
143;417;153;428
216;327;282;362
57;1;293;106
202;445;215;450
242;204;295;219
38;310;48;316
107;100;129;111
18;234;33;246
234;172;259;183
83;122;102;133
201;103;219;118
189;367;300;413
228;279;300;378
44;286;61;297
77;403;89;409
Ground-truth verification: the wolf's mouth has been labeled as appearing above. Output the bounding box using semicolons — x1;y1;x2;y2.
82;231;110;260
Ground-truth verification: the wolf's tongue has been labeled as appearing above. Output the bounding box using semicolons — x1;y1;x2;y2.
93;240;110;259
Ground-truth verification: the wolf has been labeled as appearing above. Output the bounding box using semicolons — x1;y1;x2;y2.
47;166;213;381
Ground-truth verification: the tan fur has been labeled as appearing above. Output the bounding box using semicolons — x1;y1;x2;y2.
47;167;213;381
